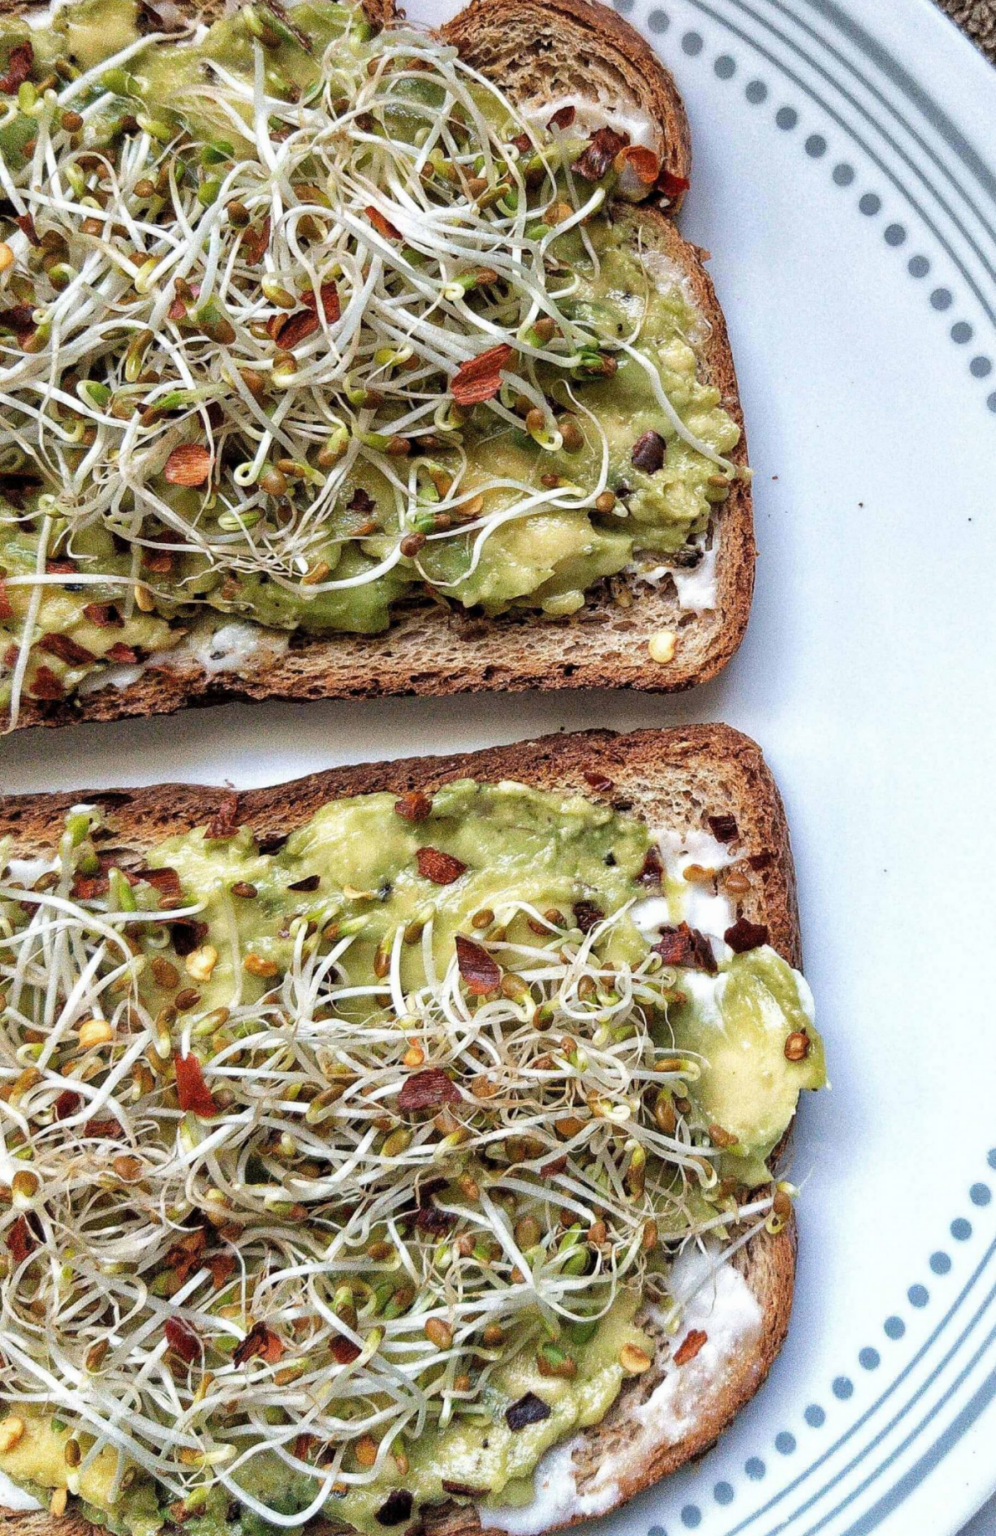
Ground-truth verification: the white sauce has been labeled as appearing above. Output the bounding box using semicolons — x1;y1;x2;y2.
634;1256;763;1448
185;620;289;676
522;94;658;151
794;968;817;1025
6;856;55;886
77;662;145;696
0;1474;38;1512
484;1438;619;1536
672;544;719;612
631;826;735;958
76;622;290;695
642;252;710;344
631;544;719;615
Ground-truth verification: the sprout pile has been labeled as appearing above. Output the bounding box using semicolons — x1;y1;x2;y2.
0;802;777;1522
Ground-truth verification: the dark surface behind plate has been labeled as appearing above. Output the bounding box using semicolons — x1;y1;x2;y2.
937;0;996;57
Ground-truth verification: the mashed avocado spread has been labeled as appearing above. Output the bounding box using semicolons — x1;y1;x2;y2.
0;0;740;719
0;781;823;1535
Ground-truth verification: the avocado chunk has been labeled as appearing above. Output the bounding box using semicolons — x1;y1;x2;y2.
669;947;826;1183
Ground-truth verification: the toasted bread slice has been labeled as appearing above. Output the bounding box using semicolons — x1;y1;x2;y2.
0;725;797;1535
5;0;753;732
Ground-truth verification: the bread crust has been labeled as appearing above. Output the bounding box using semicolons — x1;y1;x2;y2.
2;3;754;731
0;725;799;1535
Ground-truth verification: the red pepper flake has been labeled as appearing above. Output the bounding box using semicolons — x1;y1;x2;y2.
164;1228;207;1281
330;1335;362;1365
233;1320;284;1367
164;443;212;487
267;307;317;348
365;205;401;240
450;343;514;407
394;789;432;822
105;642;139;665
455;934;501;996
0;580;12;623
639;846;665;886
572;900;604;934
53;1089;82;1121
38;632;97;667
307;280;341;324
30;665;64;700
174;1053;220;1118
708;813;738;844
82;603;123;629
415;846;467;885
724;917;770;953
415;1201;454;1234
397;1066;461;1112
653;922;717;975
7;1215;36;1265
614;144;660;184
631;430;667;473
142;550;175;575
240;216;271;265
207;1251;236;1291
505;1391;552;1431
170;918;209;955
0;41;33;96
673;1328;708;1367
656;167;691;200
165;1317;201;1363
268;283;339;348
83;1118;123;1139
287;873;320;892
142;866;182;897
46;559;78;576
572;126;629;181
0;306;36;346
582;768;614;793
15;213;39;247
293;1432;317;1461
206;792;240;840
547;104;576;130
265;284;339;350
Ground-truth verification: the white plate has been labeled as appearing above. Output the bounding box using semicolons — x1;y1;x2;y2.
4;0;996;1533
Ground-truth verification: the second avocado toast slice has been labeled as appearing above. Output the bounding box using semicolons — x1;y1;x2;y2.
0;727;822;1536
0;0;752;731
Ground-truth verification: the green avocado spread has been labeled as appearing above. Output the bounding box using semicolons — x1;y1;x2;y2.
0;0;740;716
0;781;823;1536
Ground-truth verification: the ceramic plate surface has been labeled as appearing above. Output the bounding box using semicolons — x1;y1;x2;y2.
4;0;996;1532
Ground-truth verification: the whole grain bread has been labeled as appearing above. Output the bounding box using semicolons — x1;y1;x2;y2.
0;725;798;1535
5;0;754;732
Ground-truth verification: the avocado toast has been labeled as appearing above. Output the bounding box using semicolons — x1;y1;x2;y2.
0;726;823;1536
0;0;753;731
